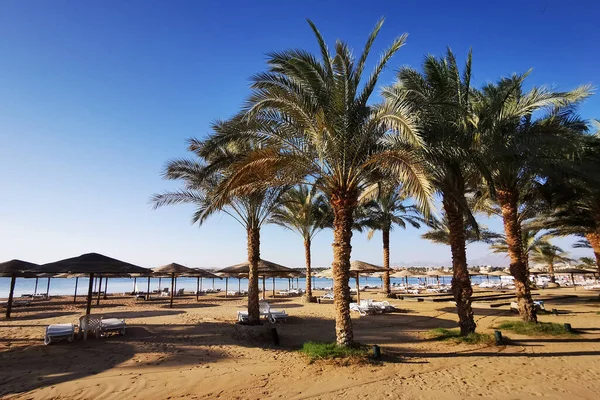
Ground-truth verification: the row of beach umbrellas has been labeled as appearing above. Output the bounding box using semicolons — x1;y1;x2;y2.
0;253;303;319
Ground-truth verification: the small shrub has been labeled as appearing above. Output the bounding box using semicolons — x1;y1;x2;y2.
300;341;370;361
496;320;576;336
428;328;495;345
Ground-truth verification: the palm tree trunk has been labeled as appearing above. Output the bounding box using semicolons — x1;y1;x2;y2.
382;228;391;295
585;231;600;274
247;227;261;324
330;192;355;346
443;198;476;335
304;237;312;301
497;190;537;322
548;262;555;283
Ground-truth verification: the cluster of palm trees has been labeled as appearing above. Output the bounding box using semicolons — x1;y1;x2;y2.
152;19;598;346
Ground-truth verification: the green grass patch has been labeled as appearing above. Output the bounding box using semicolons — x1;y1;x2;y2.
300;341;370;362
496;321;576;336
428;328;495;345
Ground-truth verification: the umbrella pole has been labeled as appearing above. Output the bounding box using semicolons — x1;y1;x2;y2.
356;272;360;303
5;274;16;319
146;277;151;300
200;278;203;292
159;277;162;290
272;277;275;298
133;277;137;294
86;273;94;315
225;277;229;298
103;278;108;299
572;273;576;291
73;277;78;303
96;276;102;305
262;276;265;300
170;273;175;308
196;277;200;301
288;278;291;291
238;278;241;294
212;278;215;290
34;277;38;295
46;277;51;298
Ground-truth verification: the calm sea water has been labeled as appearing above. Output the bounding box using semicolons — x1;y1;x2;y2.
0;275;498;299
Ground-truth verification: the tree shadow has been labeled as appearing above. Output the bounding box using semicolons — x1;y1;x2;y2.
8;311;79;321
162;303;220;309
437;306;514;317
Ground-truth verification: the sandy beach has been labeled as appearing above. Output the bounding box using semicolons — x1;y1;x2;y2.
1;287;599;399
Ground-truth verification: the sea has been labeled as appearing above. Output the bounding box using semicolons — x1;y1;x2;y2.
0;275;500;298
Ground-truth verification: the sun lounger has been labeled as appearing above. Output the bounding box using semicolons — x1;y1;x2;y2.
350;302;374;316
101;318;126;336
510;301;545;313
0;299;31;308
364;299;395;313
44;323;75;345
176;288;185;296
237;301;288;323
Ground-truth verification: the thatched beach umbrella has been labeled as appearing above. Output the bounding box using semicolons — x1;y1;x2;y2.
191;268;219;300
391;269;414;289
218;259;297;299
0;260;41;319
42;253;149;315
350;261;387;303
153;263;198;307
554;268;595;291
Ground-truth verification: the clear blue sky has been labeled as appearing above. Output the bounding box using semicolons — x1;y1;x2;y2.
1;0;598;268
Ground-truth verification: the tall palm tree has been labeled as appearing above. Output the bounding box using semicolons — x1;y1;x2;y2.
422;214;499;246
530;243;574;282
578;256;596;269
490;228;550;269
474;72;590;321
358;185;424;295
151;135;286;324
389;50;485;335
197;19;433;346
268;185;331;301
540;128;600;273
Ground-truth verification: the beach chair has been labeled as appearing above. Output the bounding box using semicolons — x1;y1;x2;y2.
368;300;395;313
176;288;185;296
101;318;126;336
259;302;288;323
350;302;373;316
44;323;75;345
79;315;102;340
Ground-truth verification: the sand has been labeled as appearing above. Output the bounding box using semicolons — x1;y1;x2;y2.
1;287;599;399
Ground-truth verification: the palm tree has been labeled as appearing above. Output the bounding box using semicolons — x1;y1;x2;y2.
358;185;424;295
578;256;596;269
490;228;551;269
389;50;485;335
268;185;331;301
197;19;433;346
151;135;286;324
530;243;574;282
422;214;500;246
474;72;590;321
540;129;600;274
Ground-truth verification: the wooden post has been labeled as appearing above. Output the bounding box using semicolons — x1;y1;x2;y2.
200;277;203;292
86;273;94;315
225;277;228;297
73;277;79;303
288;278;291;291
133;277;137;294
238;278;241;294
262;276;266;300
34;277;39;295
103;277;108;299
158;277;162;290
196;277;200;301
272;276;275;298
146;276;151;300
169;273;175;308
96;276;102;305
45;277;51;298
571;273;576;291
212;278;215;289
356;272;360;303
5;274;16;319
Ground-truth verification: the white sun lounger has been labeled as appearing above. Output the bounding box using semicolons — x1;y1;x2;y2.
44;323;75;345
101;318;126;336
237;301;288;323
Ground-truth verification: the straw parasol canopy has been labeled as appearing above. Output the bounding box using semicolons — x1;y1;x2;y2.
42;253;149;314
554;268;595;291
349;261;387;302
487;270;511;277
218;259;297;276
426;270;453;277
0;260;42;319
391;270;413;278
153;263;199;307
